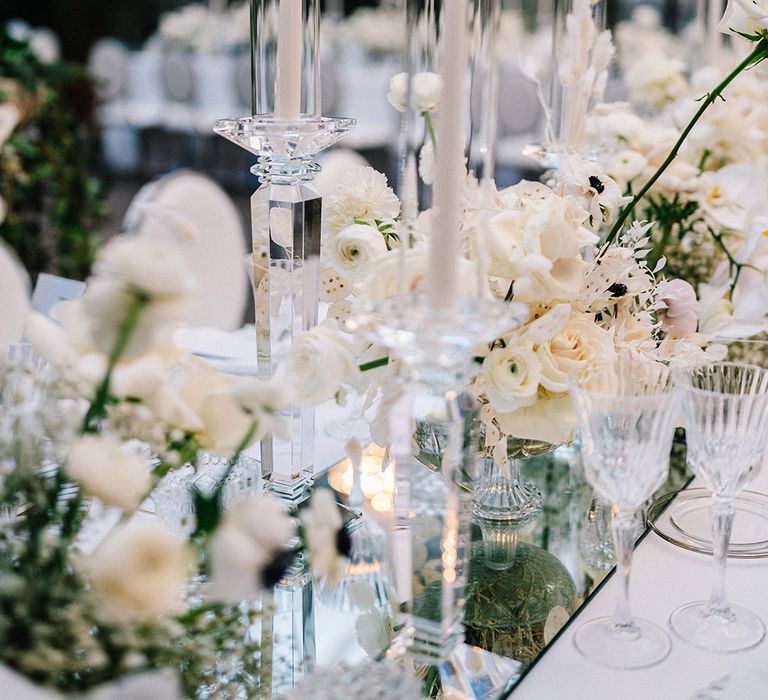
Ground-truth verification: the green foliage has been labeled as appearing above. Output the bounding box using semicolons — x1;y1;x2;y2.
0;28;105;281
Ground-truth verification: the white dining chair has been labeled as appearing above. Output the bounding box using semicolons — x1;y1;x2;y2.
0;242;31;343
123;170;249;331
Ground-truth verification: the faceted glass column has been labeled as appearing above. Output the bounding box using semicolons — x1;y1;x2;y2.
258;568;316;694
253;166;322;503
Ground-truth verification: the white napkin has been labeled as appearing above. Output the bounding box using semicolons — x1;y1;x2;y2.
173;324;258;376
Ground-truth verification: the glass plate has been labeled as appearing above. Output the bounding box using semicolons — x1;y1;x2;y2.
647;488;768;558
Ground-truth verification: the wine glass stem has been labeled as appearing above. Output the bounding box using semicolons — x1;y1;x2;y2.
612;509;638;631
708;496;734;616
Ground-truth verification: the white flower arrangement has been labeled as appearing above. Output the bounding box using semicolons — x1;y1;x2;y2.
1;234;354;695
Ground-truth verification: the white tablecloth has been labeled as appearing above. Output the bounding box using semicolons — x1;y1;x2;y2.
513;467;768;699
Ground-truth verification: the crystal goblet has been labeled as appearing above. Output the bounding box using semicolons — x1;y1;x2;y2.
669;362;768;653
569;359;679;668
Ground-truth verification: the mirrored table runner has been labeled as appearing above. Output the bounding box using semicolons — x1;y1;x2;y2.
306;436;692;697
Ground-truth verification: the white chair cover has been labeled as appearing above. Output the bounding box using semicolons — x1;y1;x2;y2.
0;242;31;344
124;170;248;331
88;38;130;102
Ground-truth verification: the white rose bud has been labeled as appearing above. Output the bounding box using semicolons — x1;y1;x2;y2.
386;71;444;113
66;435;151;512
333;223;389;278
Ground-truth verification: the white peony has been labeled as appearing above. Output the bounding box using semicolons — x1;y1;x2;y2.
208;496;295;602
66;435;151;512
479;343;542;413
325;166;400;234
0;103;20;146
386;71;444;113
285;324;357;405
333;223;389;278
86;522;190;623
717;0;768;38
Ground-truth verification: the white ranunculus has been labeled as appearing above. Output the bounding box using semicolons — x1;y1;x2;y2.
208;496;295;602
480;343;542;413
535;315;615;395
86;522;190;623
285;324;357;405
386;71;444;113
0;103;20;146
325;166;400;234
717;0;768;38
333;223;388;278
301;488;348;583
606;149;648;190
66;435;151;512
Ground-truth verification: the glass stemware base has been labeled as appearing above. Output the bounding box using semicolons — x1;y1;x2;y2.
669;601;766;653
574;616;672;669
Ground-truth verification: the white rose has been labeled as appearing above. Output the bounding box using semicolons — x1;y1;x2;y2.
717;0;768;38
333;223;388;278
285;324;357;405
480;343;542;413
0;103;20;146
86;523;190;623
66;435;151;512
535;316;615;394
386;71;444;113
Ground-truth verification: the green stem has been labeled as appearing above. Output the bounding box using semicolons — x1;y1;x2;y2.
423;111;437;150
649;220;673;270
359;356;389;372
603;39;768;250
80;294;148;433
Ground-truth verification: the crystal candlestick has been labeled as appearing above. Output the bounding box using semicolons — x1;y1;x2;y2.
216;0;355;505
349;293;528;664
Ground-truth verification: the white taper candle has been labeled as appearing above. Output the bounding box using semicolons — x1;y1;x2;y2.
275;0;303;120
428;0;468;311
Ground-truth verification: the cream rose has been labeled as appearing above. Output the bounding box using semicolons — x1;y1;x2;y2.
480;343;542;413
285;324;357;405
333;223;389;278
535;316;615;395
86;523;190;623
66;435;151;512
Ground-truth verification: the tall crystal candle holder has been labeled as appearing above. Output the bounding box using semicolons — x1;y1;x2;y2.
468;0;501;181
350;293;528;663
543;0;606;163
216;0;354;505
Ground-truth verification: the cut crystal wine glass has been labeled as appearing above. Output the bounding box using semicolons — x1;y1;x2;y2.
670;362;768;652
569;359;679;668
